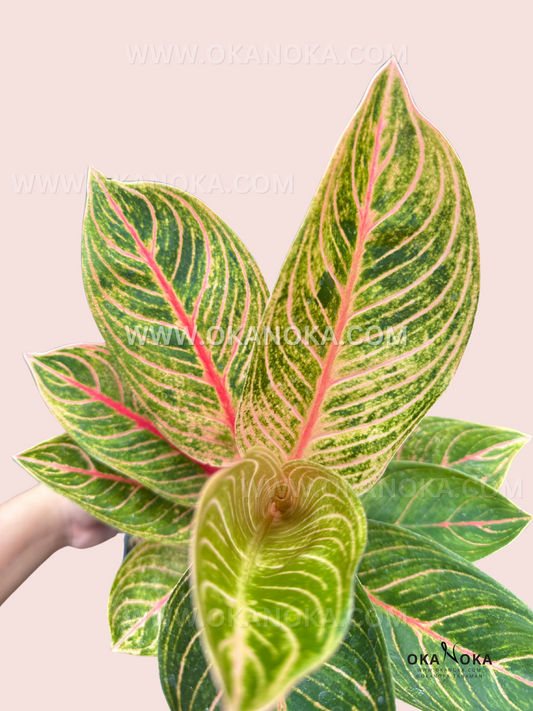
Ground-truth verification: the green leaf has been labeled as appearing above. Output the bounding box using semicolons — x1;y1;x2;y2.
26;344;211;502
159;574;396;711
236;58;480;494
191;448;367;711
82;169;269;468
361;461;531;561
15;434;194;542
395;416;530;487
359;520;533;711
109;540;188;655
159;572;221;711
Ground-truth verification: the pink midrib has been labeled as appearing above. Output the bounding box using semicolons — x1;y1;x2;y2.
292;114;386;460
33;356;216;475
112;591;172;650
413;517;530;529
18;457;134;485
92;174;236;434
443;437;529;467
366;589;533;688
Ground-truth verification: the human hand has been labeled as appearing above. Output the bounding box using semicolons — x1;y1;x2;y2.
55;493;118;549
0;484;118;605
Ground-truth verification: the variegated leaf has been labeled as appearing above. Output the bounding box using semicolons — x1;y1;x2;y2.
82;169;269;467
361;461;531;561
15;434;194;542
237;58;479;494
359;520;533;711
109;540;188;655
158;574;395;711
192;448;367;711
26;344;211;502
395;416;529;488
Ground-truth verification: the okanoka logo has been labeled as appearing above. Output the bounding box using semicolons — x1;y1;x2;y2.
406;642;493;667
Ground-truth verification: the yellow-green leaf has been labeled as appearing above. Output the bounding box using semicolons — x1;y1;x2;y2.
158;574;395;711
192;448;367;711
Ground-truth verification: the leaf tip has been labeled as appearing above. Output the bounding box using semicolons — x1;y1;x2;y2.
87;166;108;193
378;53;403;80
384;53;400;70
88;165;104;179
23;352;38;369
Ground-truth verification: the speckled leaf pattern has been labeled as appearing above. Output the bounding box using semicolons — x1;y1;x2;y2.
26;344;211;502
159;574;395;711
82;169;269;467
361;461;531;561
15;434;194;542
395;416;529;488
192;448;367;711
109;541;189;655
359;520;533;711
237;58;479;494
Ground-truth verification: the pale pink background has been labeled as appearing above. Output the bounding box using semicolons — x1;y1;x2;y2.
1;1;532;710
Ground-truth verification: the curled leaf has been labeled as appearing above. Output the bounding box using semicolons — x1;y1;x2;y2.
192;448;367;711
158;574;395;711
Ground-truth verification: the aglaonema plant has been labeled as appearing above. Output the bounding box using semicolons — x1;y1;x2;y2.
15;58;533;711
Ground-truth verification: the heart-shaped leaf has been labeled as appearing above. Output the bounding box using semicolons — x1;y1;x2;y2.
159;573;395;711
26;344;211;502
237;58;479;493
361;461;531;560
109;540;188;655
83;170;269;468
15;434;194;542
359;520;533;711
191;448;367;711
395;416;529;488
